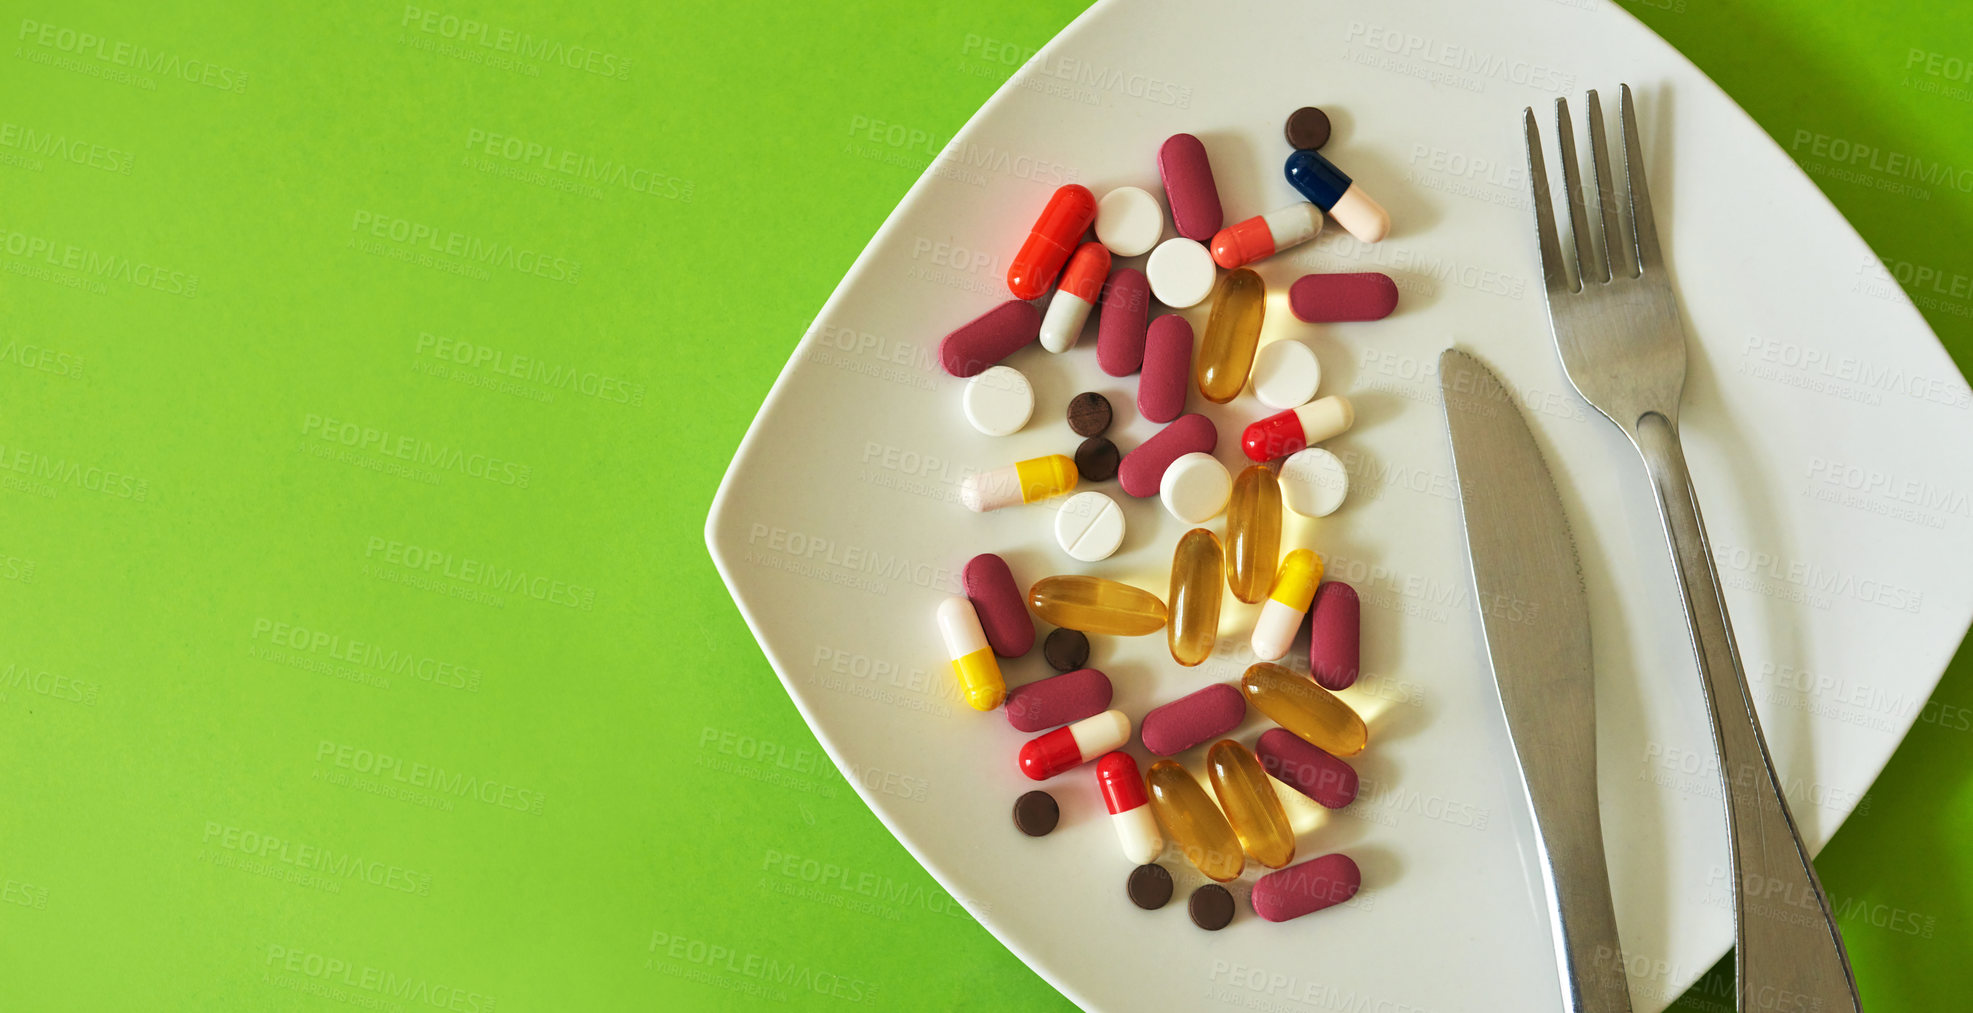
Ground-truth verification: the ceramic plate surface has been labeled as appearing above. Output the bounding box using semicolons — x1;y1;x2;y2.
708;0;1973;1008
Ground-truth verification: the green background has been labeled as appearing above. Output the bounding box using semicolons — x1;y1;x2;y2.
2;0;1968;1009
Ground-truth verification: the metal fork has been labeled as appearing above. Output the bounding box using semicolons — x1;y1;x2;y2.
1522;86;1863;1013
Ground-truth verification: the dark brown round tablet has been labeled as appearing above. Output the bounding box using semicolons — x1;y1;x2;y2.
1127;864;1174;910
1043;628;1091;673
1067;392;1113;437
1074;436;1120;482
1285;106;1332;151
1013;790;1060;837
1189;884;1235;930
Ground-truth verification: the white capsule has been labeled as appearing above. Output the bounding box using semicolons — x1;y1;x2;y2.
1327;186;1390;244
1039;291;1094;354
1251;600;1303;662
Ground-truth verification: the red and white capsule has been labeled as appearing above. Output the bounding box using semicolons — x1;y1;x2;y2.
1210;203;1324;270
1241;395;1355;462
1039;242;1112;353
1097;751;1164;864
1019;709;1130;781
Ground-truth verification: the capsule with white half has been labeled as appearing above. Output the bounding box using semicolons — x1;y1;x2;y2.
937;596;1005;711
1252;549;1322;661
1210;203;1325;270
1097;751;1164;864
960;454;1078;512
1039;242;1112;353
1284;150;1391;245
1019;709;1132;780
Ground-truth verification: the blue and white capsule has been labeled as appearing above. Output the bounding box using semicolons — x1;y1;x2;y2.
1284;150;1389;244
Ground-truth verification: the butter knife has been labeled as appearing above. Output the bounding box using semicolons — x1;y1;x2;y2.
1439;348;1633;1013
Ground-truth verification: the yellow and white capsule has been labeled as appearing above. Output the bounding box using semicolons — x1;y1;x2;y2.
938;596;1005;711
1251;549;1322;661
961;454;1078;512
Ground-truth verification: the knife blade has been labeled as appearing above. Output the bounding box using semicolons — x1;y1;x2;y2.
1438;348;1633;1013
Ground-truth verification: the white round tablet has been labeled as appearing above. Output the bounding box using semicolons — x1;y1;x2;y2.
1054;491;1126;562
1251;340;1321;410
1095;186;1163;257
1279;447;1349;517
1145;238;1216;308
961;365;1033;436
1159;452;1232;524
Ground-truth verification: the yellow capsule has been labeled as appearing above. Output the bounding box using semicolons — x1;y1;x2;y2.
1168;528;1223;666
1028;575;1168;636
1252;549;1323;661
1225;464;1282;603
1240;662;1367;756
936;597;1004;711
1196;268;1266;404
1146;760;1245;882
960;454;1077;512
1207;739;1296;868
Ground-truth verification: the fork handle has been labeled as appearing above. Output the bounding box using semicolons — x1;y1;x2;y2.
1631;412;1863;1013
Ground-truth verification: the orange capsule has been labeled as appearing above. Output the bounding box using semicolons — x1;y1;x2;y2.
1008;185;1097;300
1039;242;1112;353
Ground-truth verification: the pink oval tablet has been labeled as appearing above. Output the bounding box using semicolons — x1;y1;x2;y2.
1119;413;1216;498
1138;314;1193;423
1004;668;1113;733
1309;582;1361;690
939;299;1041;377
1158;133;1223;242
1256;728;1358;809
964;553;1034;658
1096;268;1151;377
1120;410;1207;497
1140;683;1245;756
1251;853;1361;922
1287;273;1399;323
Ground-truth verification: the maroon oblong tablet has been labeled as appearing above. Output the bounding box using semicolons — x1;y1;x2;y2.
1256;728;1358;809
1158;133;1223;242
1308;581;1361;690
1118;413;1216;498
964;553;1034;658
1287;273;1399;323
1096;268;1151;377
939;299;1040;377
1138;314;1192;423
1251;854;1361;923
1003;668;1112;733
1140;683;1245;756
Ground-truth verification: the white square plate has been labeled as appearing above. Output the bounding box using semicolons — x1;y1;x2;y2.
708;0;1973;1008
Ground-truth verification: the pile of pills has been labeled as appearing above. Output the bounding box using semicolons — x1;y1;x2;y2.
934;107;1396;931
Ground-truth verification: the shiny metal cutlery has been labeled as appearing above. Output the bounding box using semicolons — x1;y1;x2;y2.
1522;85;1862;1012
1441;348;1632;1013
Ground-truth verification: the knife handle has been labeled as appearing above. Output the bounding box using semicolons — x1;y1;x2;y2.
1631;412;1863;1013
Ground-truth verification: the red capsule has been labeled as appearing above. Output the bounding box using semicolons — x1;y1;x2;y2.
1008;185;1097;300
1097;751;1149;813
1240;396;1355;462
1018;710;1130;780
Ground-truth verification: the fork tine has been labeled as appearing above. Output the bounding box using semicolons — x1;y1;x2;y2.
1553;98;1596;289
1585;90;1627;282
1619;83;1663;272
1522;109;1571;295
